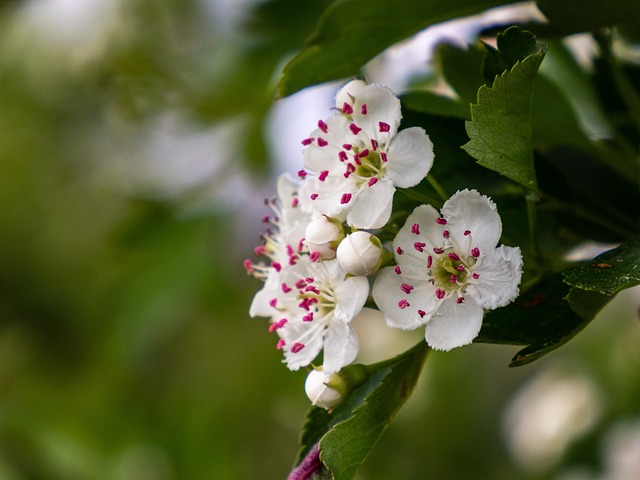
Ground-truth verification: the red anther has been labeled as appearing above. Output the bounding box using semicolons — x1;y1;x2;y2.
254;245;267;256
342;102;353;114
394;265;402;275
310;251;320;262
301;138;314;146
435;289;445;300
456;297;465;304
349;123;361;135
319;170;329;181
448;252;460;261
318;120;328;133
433;247;445;255
368;177;378;187
414;242;426;252
303;312;314;322
371;139;378;150
396;247;404;255
411;223;420;235
342;143;352;150
435;217;447;225
310;193;319;200
272;261;282;272
443;229;450;238
361;104;367;115
464;230;471;236
356;148;369;159
243;259;253;272
472;273;480;279
398;299;410;309
380;152;388;162
340;193;352;204
378;122;391;132
281;283;292;293
276;339;285;350
401;283;414;294
450;274;457;284
338;151;348;162
427;255;433;268
471;247;480;258
291;198;299;208
457;265;465;271
298;170;307;178
291;342;305;353
418;310;426;318
269;298;277;308
317;137;328;147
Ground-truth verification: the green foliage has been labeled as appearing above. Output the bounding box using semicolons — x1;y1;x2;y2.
296;344;430;479
278;0;513;96
463;27;547;191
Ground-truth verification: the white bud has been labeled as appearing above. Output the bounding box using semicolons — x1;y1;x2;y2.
305;216;343;260
305;368;342;410
336;231;383;276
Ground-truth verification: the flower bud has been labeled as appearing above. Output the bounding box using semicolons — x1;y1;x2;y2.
305;216;344;260
304;364;369;410
336;231;383;276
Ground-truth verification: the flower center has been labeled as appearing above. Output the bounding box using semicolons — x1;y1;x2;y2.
352;147;383;178
433;255;469;290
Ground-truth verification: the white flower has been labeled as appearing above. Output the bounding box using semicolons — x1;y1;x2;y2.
372;189;523;351
305;368;343;409
254;256;369;373
298;80;434;229
336;231;383;276
246;173;311;318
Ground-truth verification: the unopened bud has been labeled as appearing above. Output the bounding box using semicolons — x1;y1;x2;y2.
305;368;343;410
305;216;344;260
336;231;383;276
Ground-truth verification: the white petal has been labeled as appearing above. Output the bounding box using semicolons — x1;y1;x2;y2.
372;267;431;331
334;275;369;322
303;114;350;172
322;322;359;374
299;176;356;221
335;79;368;109
442;189;502;251
471;245;523;309
393;204;444;274
424;296;484;351
248;271;280;318
349;83;402;139
281;321;325;371
345;178;395;229
385;128;434;188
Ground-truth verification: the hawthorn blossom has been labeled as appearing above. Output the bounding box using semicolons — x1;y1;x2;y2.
372;189;523;351
299;80;434;229
254;256;369;373
246;173;310;319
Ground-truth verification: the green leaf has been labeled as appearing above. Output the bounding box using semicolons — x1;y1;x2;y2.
294;343;430;479
476;274;613;367
320;343;429;479
278;0;513;96
563;236;640;295
401;90;470;119
462;30;546;191
434;42;486;106
536;0;640;34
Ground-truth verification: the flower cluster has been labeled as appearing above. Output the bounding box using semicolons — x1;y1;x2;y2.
245;79;522;404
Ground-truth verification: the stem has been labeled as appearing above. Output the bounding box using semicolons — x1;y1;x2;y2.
399;188;441;207
427;175;449;202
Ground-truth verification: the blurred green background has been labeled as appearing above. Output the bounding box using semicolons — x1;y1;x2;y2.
0;1;638;479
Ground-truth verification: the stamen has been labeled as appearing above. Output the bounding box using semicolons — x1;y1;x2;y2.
456;297;465;304
305;285;320;294
457;265;465;271
340;193;352;204
310;193;319;200
349;123;361;135
443;229;450;238
338;151;348;162
435;217;448;225
448;252;460;261
394;265;402;275
291;342;305;353
356;148;369;159
317;137;328;147
243;259;253;273
281;283;292;293
269;298;277;308
310;251;320;262
411;223;420;235
269;319;287;332
303;312;314;322
418;310;426;318
361;104;367;115
398;299;410;309
464;230;471;236
272;261;282;272
318;120;328;133
414;242;426;252
291;198;299;208
254;245;267;256
471;247;480;258
368;177;378;187
380;152;388;162
342;143;352;150
298;170;307;178
401;283;414;294
435;289;445;299
318;170;329;181
342;103;353;115
295;279;307;289
371;139;378;150
472;273;480;279
276;339;285;350
450;274;457;284
378;122;391;132
396;247;404;255
433;247;445;255
427;255;433;268
301;138;314;146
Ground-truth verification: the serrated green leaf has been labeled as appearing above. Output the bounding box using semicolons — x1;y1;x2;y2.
278;0;512;96
463;45;546;190
319;343;429;479
483;27;540;81
563;236;640;295
476;274;613;367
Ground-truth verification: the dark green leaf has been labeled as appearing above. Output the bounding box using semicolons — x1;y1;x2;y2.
563;236;640;295
462;33;546;191
434;42;486;106
476;274;613;366
483;26;540;82
278;0;513;96
535;0;640;34
401;90;470;119
319;343;429;479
